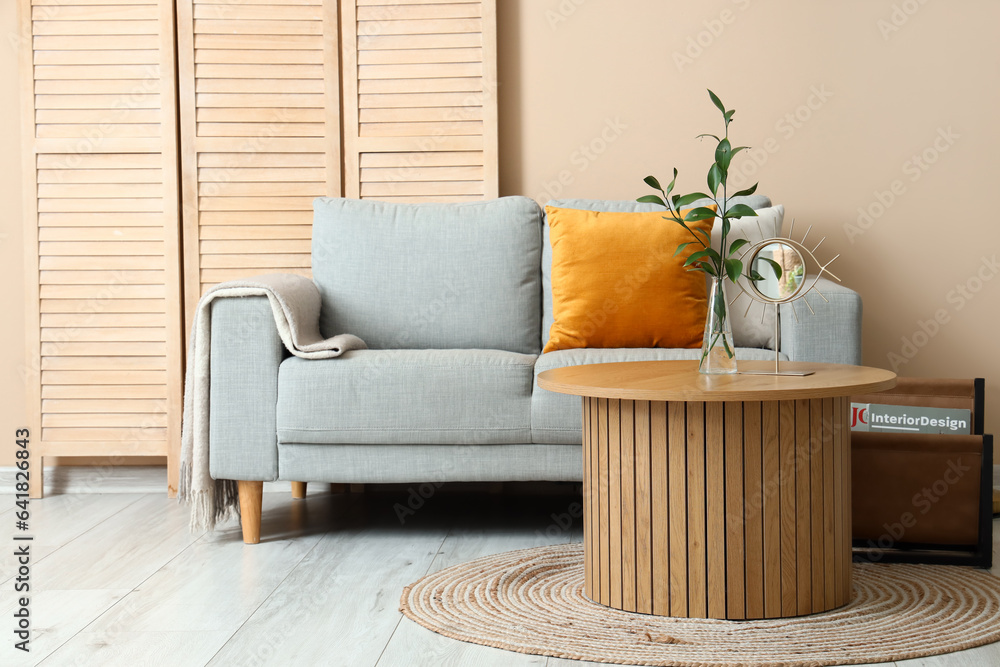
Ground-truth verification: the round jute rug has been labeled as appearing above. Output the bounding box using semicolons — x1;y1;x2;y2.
400;543;1000;666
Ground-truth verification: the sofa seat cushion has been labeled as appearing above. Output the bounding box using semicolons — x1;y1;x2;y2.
531;347;789;445
277;349;536;445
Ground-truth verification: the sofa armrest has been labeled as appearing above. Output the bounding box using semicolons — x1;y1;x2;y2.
209;296;286;481
778;277;862;365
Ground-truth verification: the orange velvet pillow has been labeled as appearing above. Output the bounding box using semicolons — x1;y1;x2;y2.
543;206;716;353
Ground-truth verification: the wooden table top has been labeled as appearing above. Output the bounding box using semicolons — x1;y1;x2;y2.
536;360;896;402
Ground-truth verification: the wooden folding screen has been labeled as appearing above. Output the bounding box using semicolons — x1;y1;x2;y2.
22;0;499;497
340;0;498;201
20;0;184;497
175;0;343;326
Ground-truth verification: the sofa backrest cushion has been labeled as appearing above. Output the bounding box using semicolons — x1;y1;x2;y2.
542;195;772;349
313;196;544;353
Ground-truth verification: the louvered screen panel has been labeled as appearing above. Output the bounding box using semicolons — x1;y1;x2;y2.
176;0;342;324
342;0;498;201
21;0;184;496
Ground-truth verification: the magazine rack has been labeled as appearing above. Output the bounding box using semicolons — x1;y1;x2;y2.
851;378;992;567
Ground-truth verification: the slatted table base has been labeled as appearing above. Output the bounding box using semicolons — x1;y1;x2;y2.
581;396;852;619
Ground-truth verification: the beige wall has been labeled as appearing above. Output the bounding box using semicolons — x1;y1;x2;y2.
4;2;999;467
497;0;1000;436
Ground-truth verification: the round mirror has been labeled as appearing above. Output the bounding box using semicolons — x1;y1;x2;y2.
749;242;805;301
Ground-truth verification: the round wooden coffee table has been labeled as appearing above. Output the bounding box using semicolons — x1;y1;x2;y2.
537;360;896;620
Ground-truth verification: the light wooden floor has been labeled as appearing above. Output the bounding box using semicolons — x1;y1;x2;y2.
0;486;998;667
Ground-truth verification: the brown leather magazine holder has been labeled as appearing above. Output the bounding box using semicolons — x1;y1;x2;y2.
851;378;992;567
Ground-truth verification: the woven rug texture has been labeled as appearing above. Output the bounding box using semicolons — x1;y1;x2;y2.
400;542;1000;667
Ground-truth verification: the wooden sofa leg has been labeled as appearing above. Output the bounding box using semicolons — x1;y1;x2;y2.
238;481;264;544
329;483;348;494
291;481;307;499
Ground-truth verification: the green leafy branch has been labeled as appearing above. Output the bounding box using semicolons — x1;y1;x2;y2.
637;89;770;287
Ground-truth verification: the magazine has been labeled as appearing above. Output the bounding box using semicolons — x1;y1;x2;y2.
850;402;972;434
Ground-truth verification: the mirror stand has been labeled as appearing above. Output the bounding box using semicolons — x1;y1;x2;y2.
733;227;838;377
739;304;814;376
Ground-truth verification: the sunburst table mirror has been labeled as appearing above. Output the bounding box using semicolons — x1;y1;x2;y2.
733;219;841;376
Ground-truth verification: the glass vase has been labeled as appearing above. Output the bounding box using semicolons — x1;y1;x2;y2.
699;277;737;375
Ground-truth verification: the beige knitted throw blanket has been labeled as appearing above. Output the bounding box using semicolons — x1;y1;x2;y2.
178;273;366;531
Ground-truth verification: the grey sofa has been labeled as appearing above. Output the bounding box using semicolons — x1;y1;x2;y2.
209;196;862;541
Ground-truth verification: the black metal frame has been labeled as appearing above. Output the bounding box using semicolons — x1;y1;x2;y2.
852;379;993;568
974;377;985;436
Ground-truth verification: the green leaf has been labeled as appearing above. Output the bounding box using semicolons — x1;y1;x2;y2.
721;217;730;239
695;133;721;142
692;226;711;243
666;168;678;195
673;241;694;257
707;163;723;195
715;137;732;171
714;295;727;321
699;262;719;277
636;194;666;207
759;257;783;280
683;206;718;222
686;249;722;273
724;258;742;282
748;269;764;281
722;146;742;171
728;238;749;256
724;109;736;124
684;248;709;266
725;203;758;218
730;182;758;198
684;250;705;266
707;89;726;115
674;192;712;208
643;175;661;190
